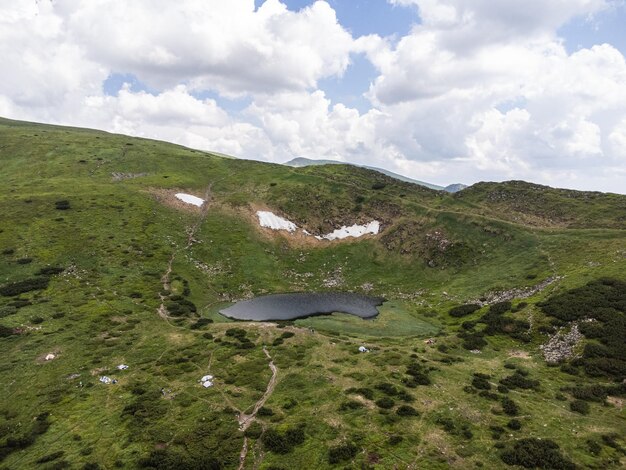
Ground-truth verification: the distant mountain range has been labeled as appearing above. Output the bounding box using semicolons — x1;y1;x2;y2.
283;157;468;193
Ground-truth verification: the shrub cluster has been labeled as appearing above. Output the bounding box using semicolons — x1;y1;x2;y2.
55;200;71;210
165;296;197;317
262;426;305;454
0;412;50;461
403;362;431;387
500;438;576;469
458;331;487;350
396;405;419;417
539;278;626;380
0;276;50;296
570;400;590;415
449;303;481;318
328;442;358;464
501;397;520;416
436;416;473;439
472;373;491;390
499;371;539;390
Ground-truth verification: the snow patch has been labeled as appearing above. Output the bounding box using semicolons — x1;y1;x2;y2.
175;193;204;207
257;211;297;232
317;221;380;240
256;210;380;240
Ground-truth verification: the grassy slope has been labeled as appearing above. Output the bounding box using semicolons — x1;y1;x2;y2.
0;117;624;469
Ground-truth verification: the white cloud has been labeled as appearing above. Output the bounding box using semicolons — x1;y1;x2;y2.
65;0;354;95
0;0;625;193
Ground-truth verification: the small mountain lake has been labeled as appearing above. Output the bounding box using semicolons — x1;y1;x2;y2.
219;293;384;321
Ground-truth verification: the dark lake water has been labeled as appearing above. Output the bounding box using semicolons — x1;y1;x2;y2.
219;293;384;321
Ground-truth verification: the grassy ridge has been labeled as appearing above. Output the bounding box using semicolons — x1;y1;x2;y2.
0;117;625;468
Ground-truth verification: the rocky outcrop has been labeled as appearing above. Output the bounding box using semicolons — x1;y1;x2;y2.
540;323;583;364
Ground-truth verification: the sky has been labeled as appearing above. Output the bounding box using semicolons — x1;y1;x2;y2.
1;0;625;193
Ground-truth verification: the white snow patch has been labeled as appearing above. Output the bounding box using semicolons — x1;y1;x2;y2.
318;221;380;240
175;193;204;207
257;211;297;232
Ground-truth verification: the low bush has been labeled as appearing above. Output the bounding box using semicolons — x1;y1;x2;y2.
500;438;575;469
507;419;522;430
502;397;519;416
404;362;431;386
449;304;481;318
0;277;50;296
499;372;539;390
257;406;273;416
375;397;395;409
55;200;71;210
472;374;491;390
339;401;364;411
570;400;590;415
396;405;419;417
328;442;358;464
262;425;306;454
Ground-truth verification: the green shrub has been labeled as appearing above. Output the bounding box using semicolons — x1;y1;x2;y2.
36;450;64;463
0;277;50;296
55;200;71;210
375;397;395;409
396;405;419;417
500;438;575;469
262;426;306;454
244;422;263;439
449;304;481;318
472;374;491;390
339;401;364;411
499;372;539;390
404;362;431;386
488;301;512;315
371;182;386;190
507;419;522;430
502;397;519;416
570;400;590;415
328;442;358;464
0;324;15;337
257;406;273;416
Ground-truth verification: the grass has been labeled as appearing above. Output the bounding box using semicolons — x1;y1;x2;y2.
0;117;624;468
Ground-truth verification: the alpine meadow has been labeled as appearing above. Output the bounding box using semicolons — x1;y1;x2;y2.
0;117;624;469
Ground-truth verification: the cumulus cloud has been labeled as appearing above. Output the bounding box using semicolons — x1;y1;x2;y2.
0;0;625;193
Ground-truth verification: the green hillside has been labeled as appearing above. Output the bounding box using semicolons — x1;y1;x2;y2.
0;117;624;469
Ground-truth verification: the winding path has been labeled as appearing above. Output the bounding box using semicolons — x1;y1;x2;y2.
237;347;278;469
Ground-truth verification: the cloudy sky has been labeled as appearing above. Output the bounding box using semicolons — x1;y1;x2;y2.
1;0;625;193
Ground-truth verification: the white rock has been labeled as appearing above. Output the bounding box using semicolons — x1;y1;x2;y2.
175;193;204;207
45;353;56;361
256;211;297;232
200;375;213;382
117;364;129;370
